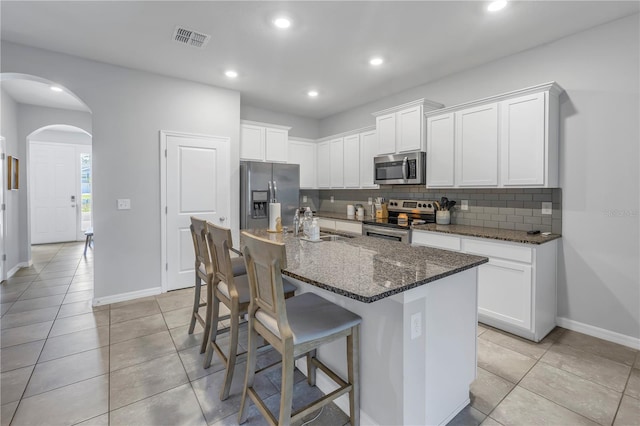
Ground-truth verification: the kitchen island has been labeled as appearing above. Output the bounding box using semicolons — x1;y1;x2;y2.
240;230;488;425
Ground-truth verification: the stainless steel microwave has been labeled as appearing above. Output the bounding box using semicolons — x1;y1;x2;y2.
374;152;426;185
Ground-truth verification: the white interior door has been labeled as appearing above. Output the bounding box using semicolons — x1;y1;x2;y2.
0;137;5;280
164;132;230;292
30;142;78;244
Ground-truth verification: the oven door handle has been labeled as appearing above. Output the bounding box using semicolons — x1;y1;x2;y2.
363;225;409;238
402;156;408;181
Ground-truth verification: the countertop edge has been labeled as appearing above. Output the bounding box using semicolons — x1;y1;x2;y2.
412;224;562;245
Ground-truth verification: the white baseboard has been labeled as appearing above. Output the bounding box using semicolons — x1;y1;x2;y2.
7;262;31;278
556;317;640;350
295;358;378;426
92;286;162;307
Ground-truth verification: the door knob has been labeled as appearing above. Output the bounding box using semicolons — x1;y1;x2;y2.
219;217;226;222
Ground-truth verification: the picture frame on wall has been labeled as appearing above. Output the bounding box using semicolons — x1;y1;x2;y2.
8;155;19;190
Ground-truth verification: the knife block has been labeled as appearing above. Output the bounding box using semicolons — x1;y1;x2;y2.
376;203;389;219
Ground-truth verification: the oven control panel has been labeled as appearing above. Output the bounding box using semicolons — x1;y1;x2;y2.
387;199;436;213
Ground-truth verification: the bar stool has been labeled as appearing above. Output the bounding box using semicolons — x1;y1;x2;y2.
83;227;93;256
188;217;246;354
203;222;296;400
238;231;361;426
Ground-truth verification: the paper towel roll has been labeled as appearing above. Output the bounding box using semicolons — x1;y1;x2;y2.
268;203;281;232
347;205;355;216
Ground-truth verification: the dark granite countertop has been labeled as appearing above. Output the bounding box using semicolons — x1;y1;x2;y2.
411;223;562;245
240;229;488;303
315;212;368;222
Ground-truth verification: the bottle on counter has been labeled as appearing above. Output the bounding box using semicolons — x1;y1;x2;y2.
293;210;300;237
303;207;313;238
310;218;320;241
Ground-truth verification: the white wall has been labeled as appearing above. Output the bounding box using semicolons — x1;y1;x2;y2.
0;88;21;275
30;129;92;146
321;15;640;340
1;42;241;300
240;104;320;139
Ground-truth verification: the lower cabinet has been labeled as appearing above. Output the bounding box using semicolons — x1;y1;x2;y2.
412;230;557;342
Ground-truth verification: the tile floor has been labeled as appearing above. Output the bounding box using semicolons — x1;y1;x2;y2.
0;242;638;426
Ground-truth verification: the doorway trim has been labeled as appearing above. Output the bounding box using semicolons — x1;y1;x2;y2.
0;137;6;281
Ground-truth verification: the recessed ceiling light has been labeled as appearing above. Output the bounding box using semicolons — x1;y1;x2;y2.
369;57;384;66
307;90;319;98
225;70;238;78
50;86;63;92
487;0;508;12
273;17;291;29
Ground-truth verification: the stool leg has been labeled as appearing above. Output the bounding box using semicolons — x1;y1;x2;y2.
238;322;259;424
278;342;295;425
83;235;90;256
188;272;201;335
220;303;240;400
203;293;221;368
306;349;317;386
347;326;360;426
200;277;213;354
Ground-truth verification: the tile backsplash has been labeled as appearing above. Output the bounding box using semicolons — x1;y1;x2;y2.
300;186;562;234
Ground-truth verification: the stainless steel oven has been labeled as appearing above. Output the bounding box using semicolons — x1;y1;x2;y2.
362;224;411;243
362;199;436;244
374;152;425;185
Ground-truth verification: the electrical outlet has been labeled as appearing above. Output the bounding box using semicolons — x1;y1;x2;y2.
461;200;469;211
302;195;308;203
368;197;373;205
541;202;552;215
330;196;334;203
410;312;422;340
117;199;131;210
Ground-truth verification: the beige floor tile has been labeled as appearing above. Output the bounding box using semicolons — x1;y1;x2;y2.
162;306;196;329
25;346;109;397
1;282;31;294
109;352;189;410
17;285;69;301
169;323;205;351
625;368;640;400
477;339;536;383
520;362;621;425
11;374;108;426
110;298;161;324
477;324;488;336
480;329;551;360
492;386;598;426
470;368;515;415
109;295;157;309
614;395;640;426
41;261;79;272
39;326;110;362
67;281;94;293
74;413;109;426
57;299;108;319
0;365;34;404
1;402;18;426
156;289;195;312
72;274;94;284
0;303;12;316
30;276;73;287
447;406;486;426
0;321;53;348
541;343;631;392
0;306;59;330
110;312;168;344
12;267;41;277
49;310;109;337
109;330;176;372
0;290;23;304
480;417;504;426
7;294;65;314
4;276;37;285
556;330;637;366
63;289;94;304
110;383;206;426
634;353;640;370
179;341;228;382
0;340;46;372
37;268;77;279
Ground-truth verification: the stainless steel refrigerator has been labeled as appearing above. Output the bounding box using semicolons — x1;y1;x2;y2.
240;161;300;230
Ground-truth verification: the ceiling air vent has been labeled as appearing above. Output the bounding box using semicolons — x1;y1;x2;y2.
173;26;211;49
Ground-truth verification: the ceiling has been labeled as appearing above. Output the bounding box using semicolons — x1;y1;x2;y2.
0;78;90;112
1;1;638;119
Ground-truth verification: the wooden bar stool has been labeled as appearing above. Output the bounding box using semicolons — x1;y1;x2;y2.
188;217;245;354
203;222;296;400
239;231;362;426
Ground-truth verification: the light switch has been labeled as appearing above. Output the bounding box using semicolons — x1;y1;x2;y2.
330;196;334;203
461;200;469;211
117;199;131;210
368;197;373;205
302;195;308;203
541;202;552;215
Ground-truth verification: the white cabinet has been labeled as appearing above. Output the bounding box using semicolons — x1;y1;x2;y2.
316;142;331;188
412;230;557;342
240;121;290;162
425;82;562;189
373;99;443;155
343;134;360;188
359;130;378;188
330;138;344;188
426;113;455;187
455;103;499;186
288;139;316;189
317;217;362;235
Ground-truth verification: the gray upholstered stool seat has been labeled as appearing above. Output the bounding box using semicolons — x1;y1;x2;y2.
219;275;297;305
230;257;246;276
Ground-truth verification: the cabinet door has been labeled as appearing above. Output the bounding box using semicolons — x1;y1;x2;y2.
330;138;344;188
501;93;545;186
240;124;265;161
288;141;316;189
455;104;498;186
265;128;288;162
360;130;378;188
426;113;455;187
478;259;532;331
397;105;423;152
376;113;396;154
343;134;360;188
316;142;331;188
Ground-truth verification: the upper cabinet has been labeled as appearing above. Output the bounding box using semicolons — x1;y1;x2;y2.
359;130;378;188
316;141;331;188
288;138;316;189
330;138;345;188
373;99;444;155
240;121;291;163
425;82;563;188
343;134;361;188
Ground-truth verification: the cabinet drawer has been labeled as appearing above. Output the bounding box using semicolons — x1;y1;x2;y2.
317;218;336;230
411;231;461;251
334;220;362;234
463;238;532;263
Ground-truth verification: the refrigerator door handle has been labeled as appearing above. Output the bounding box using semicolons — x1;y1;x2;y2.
268;181;272;203
273;180;278;202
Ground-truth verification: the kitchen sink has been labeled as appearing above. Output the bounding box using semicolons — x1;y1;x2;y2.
300;232;354;242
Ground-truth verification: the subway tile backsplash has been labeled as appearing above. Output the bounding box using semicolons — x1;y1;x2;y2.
300;186;562;234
